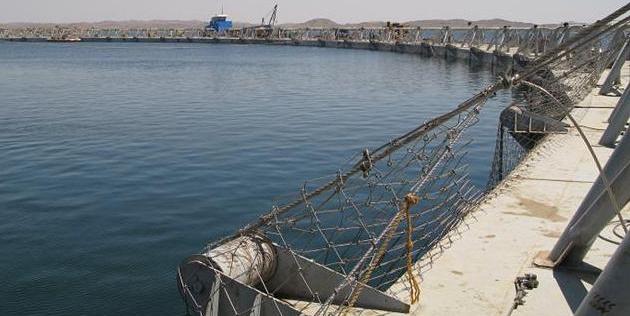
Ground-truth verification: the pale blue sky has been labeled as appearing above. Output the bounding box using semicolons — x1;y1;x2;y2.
1;0;626;24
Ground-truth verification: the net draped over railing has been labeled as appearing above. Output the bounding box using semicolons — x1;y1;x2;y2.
488;11;630;188
181;5;630;316
198;83;500;315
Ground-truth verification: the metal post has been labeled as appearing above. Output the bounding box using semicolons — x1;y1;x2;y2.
574;231;630;316
608;81;629;123
548;132;630;265
599;37;630;95
600;83;630;147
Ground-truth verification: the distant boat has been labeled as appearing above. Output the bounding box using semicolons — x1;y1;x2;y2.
207;14;233;32
47;37;82;43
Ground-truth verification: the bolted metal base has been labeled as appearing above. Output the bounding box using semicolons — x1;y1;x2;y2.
532;250;556;269
177;233;410;316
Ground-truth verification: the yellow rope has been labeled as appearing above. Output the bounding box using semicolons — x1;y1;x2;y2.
342;193;421;314
404;193;421;304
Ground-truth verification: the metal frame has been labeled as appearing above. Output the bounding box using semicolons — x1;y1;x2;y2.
599;36;630;95
600;82;630;148
574;230;630;316
548;131;630;265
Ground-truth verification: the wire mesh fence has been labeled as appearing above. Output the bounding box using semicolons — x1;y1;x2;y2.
488;11;630;188
177;4;630;316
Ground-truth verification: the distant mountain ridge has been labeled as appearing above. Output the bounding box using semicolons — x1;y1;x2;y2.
280;18;577;29
1;18;579;29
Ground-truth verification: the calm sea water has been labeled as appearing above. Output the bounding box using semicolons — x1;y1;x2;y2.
0;42;511;315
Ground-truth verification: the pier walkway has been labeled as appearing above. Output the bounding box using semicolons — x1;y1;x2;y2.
398;64;629;315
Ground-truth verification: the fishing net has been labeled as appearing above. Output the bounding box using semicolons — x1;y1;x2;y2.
185;84;496;316
488;11;630;188
176;4;630;316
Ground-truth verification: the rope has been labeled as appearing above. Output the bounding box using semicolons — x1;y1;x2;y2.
180;6;629;315
206;81;500;252
404;193;422;304
342;193;421;314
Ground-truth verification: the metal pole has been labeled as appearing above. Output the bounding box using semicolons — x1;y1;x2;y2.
600;83;630;147
574;231;630;316
599;37;630;95
548;132;630;265
607;81;630;123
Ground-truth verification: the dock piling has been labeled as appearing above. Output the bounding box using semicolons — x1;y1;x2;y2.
548;131;630;266
599;37;630;95
574;230;630;316
600;82;630;147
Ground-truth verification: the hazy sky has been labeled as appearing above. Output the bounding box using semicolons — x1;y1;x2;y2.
1;0;626;24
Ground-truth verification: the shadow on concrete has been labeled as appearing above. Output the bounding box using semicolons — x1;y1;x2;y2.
553;262;601;313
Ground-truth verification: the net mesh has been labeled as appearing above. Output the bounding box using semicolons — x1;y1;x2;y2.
488;16;630;188
179;5;630;316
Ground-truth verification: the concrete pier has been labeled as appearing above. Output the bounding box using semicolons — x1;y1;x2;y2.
394;64;629;315
1;36;527;73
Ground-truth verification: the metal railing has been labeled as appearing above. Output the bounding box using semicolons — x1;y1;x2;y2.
0;23;590;57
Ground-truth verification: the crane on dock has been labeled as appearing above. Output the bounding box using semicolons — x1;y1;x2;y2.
261;4;278;29
242;3;278;38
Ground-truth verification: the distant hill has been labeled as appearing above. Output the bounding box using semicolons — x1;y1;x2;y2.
1;20;202;29
404;19;535;28
1;18;576;30
0;20;254;29
279;18;339;29
280;18;568;29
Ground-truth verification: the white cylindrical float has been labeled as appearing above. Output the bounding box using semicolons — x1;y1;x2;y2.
203;233;277;285
177;232;278;315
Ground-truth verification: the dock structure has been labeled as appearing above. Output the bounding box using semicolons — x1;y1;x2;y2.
397;62;630;316
0;24;581;72
171;7;630;314
3;7;627;316
167;7;629;316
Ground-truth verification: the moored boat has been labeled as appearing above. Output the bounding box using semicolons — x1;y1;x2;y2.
47;37;82;42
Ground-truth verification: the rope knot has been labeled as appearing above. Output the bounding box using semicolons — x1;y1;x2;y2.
404;193;420;206
360;148;373;177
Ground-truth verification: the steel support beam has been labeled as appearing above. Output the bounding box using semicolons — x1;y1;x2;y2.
600;82;630;147
267;247;409;313
599;37;630;95
574;231;630;316
548;132;630;265
608;81;630;123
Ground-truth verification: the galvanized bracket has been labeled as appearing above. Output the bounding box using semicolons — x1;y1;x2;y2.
267;247;410;313
177;255;303;316
178;244;410;316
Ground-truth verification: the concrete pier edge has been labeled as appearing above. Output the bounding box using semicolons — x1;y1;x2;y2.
391;63;630;316
0;36;525;73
